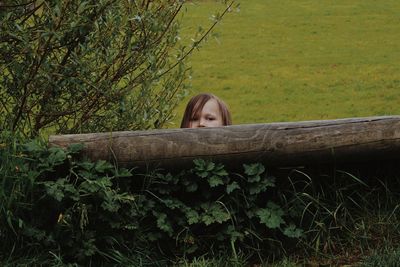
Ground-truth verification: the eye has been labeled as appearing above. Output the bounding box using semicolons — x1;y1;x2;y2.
206;116;215;121
190;117;199;121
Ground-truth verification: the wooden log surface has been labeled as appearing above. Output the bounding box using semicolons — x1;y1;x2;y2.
49;116;400;168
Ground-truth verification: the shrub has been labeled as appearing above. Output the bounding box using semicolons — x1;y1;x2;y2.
0;0;233;136
0;134;302;265
2;134;399;265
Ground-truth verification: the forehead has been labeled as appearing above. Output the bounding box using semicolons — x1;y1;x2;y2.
202;99;221;114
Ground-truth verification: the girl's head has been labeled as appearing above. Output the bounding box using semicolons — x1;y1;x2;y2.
180;93;232;128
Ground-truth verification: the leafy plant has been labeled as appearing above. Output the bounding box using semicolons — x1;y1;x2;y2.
0;0;234;136
0;133;305;265
145;159;304;259
2;134;399;265
0;134;141;264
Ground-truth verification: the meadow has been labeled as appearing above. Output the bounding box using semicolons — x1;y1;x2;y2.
172;0;400;126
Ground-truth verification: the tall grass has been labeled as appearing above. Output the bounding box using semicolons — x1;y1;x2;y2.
0;132;31;254
361;247;400;267
281;164;400;265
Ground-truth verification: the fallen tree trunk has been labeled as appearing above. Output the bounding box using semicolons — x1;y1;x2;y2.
49;116;400;168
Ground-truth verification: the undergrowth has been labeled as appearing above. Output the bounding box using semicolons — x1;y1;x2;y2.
1;132;399;266
360;246;400;267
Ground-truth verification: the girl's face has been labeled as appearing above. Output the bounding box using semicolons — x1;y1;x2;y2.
189;99;223;128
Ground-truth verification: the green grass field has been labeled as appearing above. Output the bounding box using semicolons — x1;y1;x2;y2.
171;0;400;126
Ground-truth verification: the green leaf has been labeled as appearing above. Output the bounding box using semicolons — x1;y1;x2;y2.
153;212;173;236
48;147;67;165
67;143;84;154
101;192;121;212
185;210;200;225
213;163;227;172
44;179;66;201
213;168;228;177
79;176;112;193
224;225;244;242
243;163;265;176
23;141;43;153
95;160;113;173
283;224;304;238
248;176;275;194
226;181;240;194
205;161;215;171
264;176;276;187
156;172;172;182
65;185;80;201
201;203;230;225
27;170;40;181
163;199;184;210
244;163;265;183
193;159;215;177
208;175;224;187
186;182;198;192
193;158;206;169
196;171;209;178
256;201;284;229
248;174;261;183
202;214;214;226
77;161;94;171
78;170;97;180
115;168;132;178
209;203;230;224
249;184;263;195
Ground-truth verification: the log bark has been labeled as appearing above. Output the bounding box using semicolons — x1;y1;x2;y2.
49;116;400;168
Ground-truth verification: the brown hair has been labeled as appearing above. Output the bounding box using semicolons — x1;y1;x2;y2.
180;93;232;128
